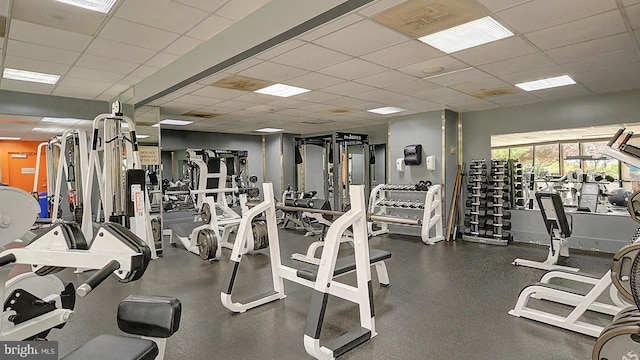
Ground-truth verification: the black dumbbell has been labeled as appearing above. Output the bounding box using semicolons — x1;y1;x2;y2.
502;211;511;220
502;231;512;241
485;229;494;237
514;190;523;197
486;218;494;226
503;202;511;210
464;218;471;227
486;209;494;216
515;199;524;207
464;227;471;235
502;220;512;230
515;184;523;190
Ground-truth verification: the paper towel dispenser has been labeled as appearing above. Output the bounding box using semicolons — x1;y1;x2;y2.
403;144;422;165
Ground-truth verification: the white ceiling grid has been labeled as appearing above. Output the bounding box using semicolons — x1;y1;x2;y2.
0;0;638;139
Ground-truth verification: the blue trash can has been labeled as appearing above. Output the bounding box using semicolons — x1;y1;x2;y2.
38;192;48;217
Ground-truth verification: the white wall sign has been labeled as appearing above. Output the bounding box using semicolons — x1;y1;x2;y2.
139;146;159;165
21;168;36;174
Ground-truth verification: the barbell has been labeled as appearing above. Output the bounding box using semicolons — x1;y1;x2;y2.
246;202;422;226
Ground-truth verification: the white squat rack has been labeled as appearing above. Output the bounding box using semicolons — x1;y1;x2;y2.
367;183;444;245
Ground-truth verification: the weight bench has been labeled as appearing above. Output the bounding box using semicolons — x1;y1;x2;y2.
62;295;181;360
296;248;391;286
513;192;578;272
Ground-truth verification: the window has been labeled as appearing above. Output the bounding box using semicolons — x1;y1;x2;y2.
582;141;619;179
534;144;559;176
562;143;580;175
509;146;533;170
491;148;509;159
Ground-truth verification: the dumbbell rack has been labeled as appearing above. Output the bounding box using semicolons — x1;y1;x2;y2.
486;159;512;244
462;159;511;246
368;183;444;245
510;160;525;209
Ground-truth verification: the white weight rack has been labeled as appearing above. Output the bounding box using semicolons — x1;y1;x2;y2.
367;184;444;245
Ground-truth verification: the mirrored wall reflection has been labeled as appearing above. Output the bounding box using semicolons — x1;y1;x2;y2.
491;123;640;215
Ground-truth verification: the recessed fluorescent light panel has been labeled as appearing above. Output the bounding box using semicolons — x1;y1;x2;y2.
3;68;61;84
32;127;66;133
254;84;310;97
56;0;118;13
255;128;284;133
418;16;514;54
515;75;577;91
136;134;150;139
0;137;21;140
41;117;81;125
157;119;193;126
367;106;407;115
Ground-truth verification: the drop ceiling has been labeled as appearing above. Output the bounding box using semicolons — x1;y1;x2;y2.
491;123;640;147
0;0;639;139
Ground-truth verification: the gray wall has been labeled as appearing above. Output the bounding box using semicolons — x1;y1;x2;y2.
388;110;444;236
161;129;264;184
461;89;640;252
264;134;282;195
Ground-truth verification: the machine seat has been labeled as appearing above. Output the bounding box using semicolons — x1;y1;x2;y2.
296;249;391;281
61;334;158;360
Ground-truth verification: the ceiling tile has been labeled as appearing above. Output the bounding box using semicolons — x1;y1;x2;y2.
479;53;556;77
427;68;492;87
300;13;363;41
498;65;565;84
100;18;180;51
53;86;104;100
6;40;80;65
216;0;270;20
361;40;443;68
171;0;228;12
186;14;234;40
146;52;179;68
118;75;144;87
0;0;9;16
9;19;92;52
414;87;468;104
450;77;516;95
628;4;640;29
286;72;345;90
224;58;263;74
623;0;640;5
12;0;106;36
270;43;351;71
163;36;202;56
58;77;112;92
174;83;206;94
233;92;281;104
488;92;541;107
238;61;307;82
457;100;500;112
130;65;160;78
321;81;376;96
85;38;157;64
76;54;139;74
497;0;618;33
191;85;245;99
0;79;54;95
313;19;408;57
531;84;593;100
452;36;537;66
386;79;442;97
317;58;387;80
255;39;306;60
3;55;69;75
546;33;635;63
387;96;441;112
293;91;341;103
213;99;257;110
173;94;218;106
474;0;530;12
525;10;626;50
354;70;417;88
116;0;207;34
577;62;640;94
357;0;408;16
561;50;639;73
396;56;469;77
65;67;125;83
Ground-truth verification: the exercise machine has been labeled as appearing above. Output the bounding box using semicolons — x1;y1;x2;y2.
0;186;151;341
294;132;371;212
509;128;640;337
61;295;181;360
221;182;394;359
512;191;579;272
81;101;158;258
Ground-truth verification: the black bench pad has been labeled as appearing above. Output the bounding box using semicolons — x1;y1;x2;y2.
61;334;158;360
297;249;391;282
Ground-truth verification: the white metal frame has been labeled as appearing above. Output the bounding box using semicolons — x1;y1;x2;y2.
221;182;388;359
367;184;444;245
81;102;157;258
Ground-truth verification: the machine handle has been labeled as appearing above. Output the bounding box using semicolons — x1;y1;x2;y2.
0;254;16;267
77;260;120;297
